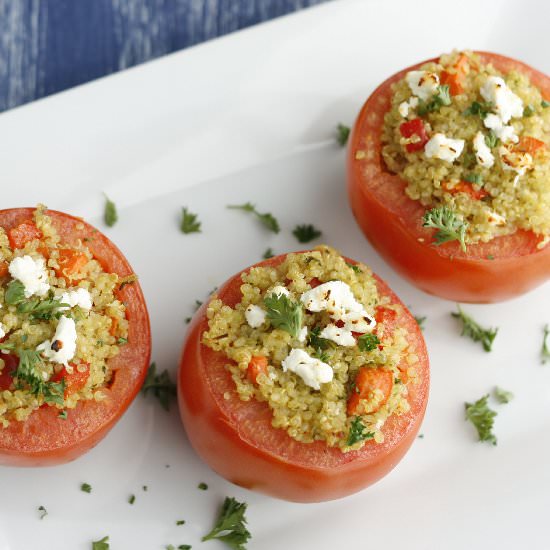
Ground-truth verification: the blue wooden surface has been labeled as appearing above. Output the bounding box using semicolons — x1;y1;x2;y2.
0;0;329;113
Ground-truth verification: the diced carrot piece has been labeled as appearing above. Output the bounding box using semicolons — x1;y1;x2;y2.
0;261;8;278
109;317;119;337
7;221;42;250
440;53;469;95
247;356;269;384
54;248;88;279
52;363;90;396
347;367;394;415
515;136;546;155
442;180;489;200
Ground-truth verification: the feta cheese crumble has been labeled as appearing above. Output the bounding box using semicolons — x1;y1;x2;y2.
245;304;266;328
319;324;356;347
8;255;50;298
297;326;308;343
424;133;465;162
36;316;77;367
59;288;93;311
473;131;495;168
398;96;419;118
406;71;440;101
483;113;518;144
480;76;523;124
281;348;333;390
268;285;290;297
499;145;533;176
0;323;5;339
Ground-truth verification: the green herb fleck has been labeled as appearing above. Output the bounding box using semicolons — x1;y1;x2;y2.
38;505;48;520
486;254;495;260
228;202;280;233
463;101;492;119
464;173;483;186
58;410;67;420
181;207;201;234
292;224;322;243
92;536;110;550
202;496;251;550
346;262;362;274
5;280;26;305
357;333;380;352
336;123;350;146
117;337;128;345
308;326;336;357
128;494;136;505
493;386;514;404
346;417;375;446
104;196;118;227
422;207;468;252
263;293;303;338
484;130;499;148
540;324;550;365
523;104;536;117
176;520;186;526
0;342;15;351
141;363;177;411
452;305;498;352
417;85;451;115
178;546;191;550
15;294;69;320
542;100;550;108
418;433;424;439
81;483;92;494
198;482;208;491
465;394;497;445
414;315;427;330
262;248;274;260
142;485;148;492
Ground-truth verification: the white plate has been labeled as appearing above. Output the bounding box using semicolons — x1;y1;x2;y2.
0;0;549;548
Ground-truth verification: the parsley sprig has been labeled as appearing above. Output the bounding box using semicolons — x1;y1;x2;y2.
5;284;69;320
104;195;118;227
417;85;451;115
357;333;380;352
141;363;177;411
493;386;514;404
452;305;498;352
336;123;350;146
263;293;303;338
181;207;201;234
202;496;251;550
422;207;468;252
92;536;110;550
465;394;497;445
541;324;550;364
292;224;322;243
346;417;375;446
228;202;280;233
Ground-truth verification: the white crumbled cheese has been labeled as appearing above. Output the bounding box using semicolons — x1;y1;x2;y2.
487;211;507;226
498;145;533;176
245;304;266;328
483;113;518;144
0;324;5;339
480;76;523;124
59;288;93;311
424;133;465;162
297;326;308;343
268;285;290;297
36;316;77;367
281;348;333;390
300;281;375;333
398;96;419;118
473;131;495;168
320;324;356;347
8;255;50;298
406;71;440;101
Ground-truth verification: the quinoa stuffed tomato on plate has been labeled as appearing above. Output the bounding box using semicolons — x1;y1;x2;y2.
0;206;150;466
178;246;429;502
348;51;550;303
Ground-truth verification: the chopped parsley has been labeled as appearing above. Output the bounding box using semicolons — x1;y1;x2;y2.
16;293;69;320
80;483;92;493
464;394;497;445
118;274;138;291
308;326;336;357
228;202;280;233
417;85;451;115
262;248;274;260
542;100;550;108
486;254;495;260
452;305;498;352
292;224;322;243
104;195;118;227
357;333;380;352
414;315;426;330
417;433;424;439
58;410;68;420
422;207;468;252
541;324;550;364
263;293;303;338
176;520;186;526
92;536;110;550
5;280;26;305
38;505;48;520
167;546;191;550
180;207;201;234
464;173;483;186
336;123;350;146
128;494;136;505
484;130;499;148
198;482;208;491
117;337;128;345
142;485;148;492
346;417;375;446
523;104;536;117
202;496;251;550
346;262;362;274
493;386;514;404
463;100;492;119
141;363;177;411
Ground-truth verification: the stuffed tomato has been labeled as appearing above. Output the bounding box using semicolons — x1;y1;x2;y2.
0;206;151;466
178;246;429;502
348;51;550;303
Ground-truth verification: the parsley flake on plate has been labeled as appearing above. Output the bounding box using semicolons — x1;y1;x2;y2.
263;293;303;338
198;482;208;491
104;195;118;227
202;496;251;550
452;305;498;352
414;315;427;330
465;394;497;445
80;482;92;493
227;202;280;233
38;505;48;520
493;386;514;404
141;363;177;411
336;123;350;146
541;324;550;364
422;207;468;252
292;224;322;243
181;207;201;234
92;536;110;550
346;417;375;446
262;248;274;260
128;494;136;505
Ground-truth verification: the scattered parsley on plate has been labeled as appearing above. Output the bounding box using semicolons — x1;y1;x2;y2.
181;207;201;234
38;505;48;520
493;387;514;404
292;224;322;243
465;394;497;445
92;536;110;550
414;315;426;330
80;482;92;493
202;496;251;550
452;305;498;352
262;248;274;260
141;363;177;411
227;202;280;233
104;195;118;227
128;494;136;505
336;123;350;146
198;482;208;491
541;324;550;364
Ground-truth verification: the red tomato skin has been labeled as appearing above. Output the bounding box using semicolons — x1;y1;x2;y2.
178;254;429;502
348;52;550;303
0;208;151;467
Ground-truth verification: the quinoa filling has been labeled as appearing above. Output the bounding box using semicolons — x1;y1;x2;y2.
0;206;130;426
381;50;550;247
202;246;419;452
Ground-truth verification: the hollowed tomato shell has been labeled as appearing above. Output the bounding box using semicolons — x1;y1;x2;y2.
348;52;550;303
0;208;151;466
178;253;429;502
